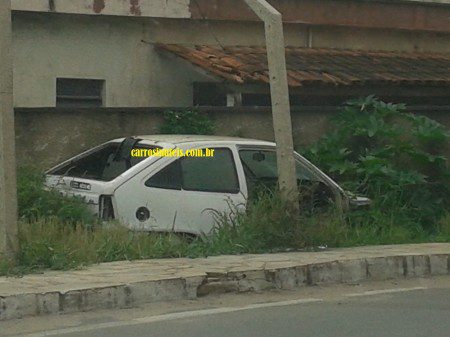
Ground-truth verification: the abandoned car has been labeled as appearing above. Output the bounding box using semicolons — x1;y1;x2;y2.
45;135;370;235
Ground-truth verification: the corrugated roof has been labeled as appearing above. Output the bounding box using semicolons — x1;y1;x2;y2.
157;44;450;87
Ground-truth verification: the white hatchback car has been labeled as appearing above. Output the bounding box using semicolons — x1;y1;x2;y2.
45;135;369;235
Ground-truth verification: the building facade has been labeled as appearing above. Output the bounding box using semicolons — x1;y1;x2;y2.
10;0;450;168
12;0;450;108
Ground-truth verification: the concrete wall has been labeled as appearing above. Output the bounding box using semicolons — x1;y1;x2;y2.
12;11;450;108
309;26;450;53
9;2;450;171
12;108;334;169
12;13;214;108
12;0;191;18
14;107;450;170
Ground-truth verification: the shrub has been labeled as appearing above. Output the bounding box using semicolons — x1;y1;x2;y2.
159;109;216;135
302;96;450;230
17;167;95;226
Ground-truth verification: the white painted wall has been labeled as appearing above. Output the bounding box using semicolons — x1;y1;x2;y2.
12;13;212;107
11;12;310;107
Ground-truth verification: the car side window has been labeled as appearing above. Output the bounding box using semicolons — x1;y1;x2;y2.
239;150;317;182
145;148;240;193
239;149;335;212
145;160;182;190
181;148;240;193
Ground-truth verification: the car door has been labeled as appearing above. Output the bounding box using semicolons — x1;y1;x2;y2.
116;146;246;234
171;146;246;234
113;156;179;232
238;147;341;213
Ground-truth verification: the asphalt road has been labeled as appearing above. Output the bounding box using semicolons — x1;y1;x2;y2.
9;283;449;337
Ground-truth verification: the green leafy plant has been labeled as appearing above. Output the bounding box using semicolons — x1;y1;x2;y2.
302;96;450;230
159;109;216;135
17;167;95;226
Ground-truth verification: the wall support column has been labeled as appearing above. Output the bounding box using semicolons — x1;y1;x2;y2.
0;0;19;260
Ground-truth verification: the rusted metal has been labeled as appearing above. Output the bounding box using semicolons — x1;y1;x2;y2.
93;0;105;14
157;44;450;87
130;0;142;16
189;0;450;33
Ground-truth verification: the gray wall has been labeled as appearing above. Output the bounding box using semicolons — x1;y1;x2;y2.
12;13;214;108
14;107;450;170
12;12;450;108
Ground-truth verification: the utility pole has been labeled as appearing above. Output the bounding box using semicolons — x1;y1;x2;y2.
0;0;19;260
243;0;299;209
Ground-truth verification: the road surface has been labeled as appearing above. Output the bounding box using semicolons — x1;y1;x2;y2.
3;276;449;337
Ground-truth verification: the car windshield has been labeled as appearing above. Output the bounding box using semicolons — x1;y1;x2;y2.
48;139;160;181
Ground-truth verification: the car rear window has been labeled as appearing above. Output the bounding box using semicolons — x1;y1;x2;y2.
48;140;160;181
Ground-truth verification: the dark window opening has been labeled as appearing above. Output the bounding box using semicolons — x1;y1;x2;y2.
99;195;115;220
193;82;450;108
49;140;159;181
241;94;350;107
241;93;271;106
239;149;316;184
181;148;239;193
145;148;240;194
56;78;104;107
146;160;182;190
239;149;334;211
193;83;227;106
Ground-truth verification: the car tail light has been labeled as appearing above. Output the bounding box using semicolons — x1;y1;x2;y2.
99;195;115;221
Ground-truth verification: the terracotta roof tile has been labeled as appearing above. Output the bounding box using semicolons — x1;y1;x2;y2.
157;44;450;87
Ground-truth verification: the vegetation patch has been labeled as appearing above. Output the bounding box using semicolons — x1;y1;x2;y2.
159;109;216;135
1;97;449;276
302;96;449;233
17;167;95;226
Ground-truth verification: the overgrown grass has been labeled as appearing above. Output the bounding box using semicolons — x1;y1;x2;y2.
0;219;192;276
2;191;449;277
205;191;450;252
0;189;450;275
1;96;449;276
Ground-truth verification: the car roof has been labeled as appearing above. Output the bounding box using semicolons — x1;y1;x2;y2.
127;134;276;147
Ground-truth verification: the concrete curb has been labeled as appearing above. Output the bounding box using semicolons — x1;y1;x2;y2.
197;254;449;294
1;251;449;321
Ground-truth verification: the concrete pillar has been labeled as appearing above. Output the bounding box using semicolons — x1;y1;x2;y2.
226;93;242;107
243;0;299;208
0;0;19;260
